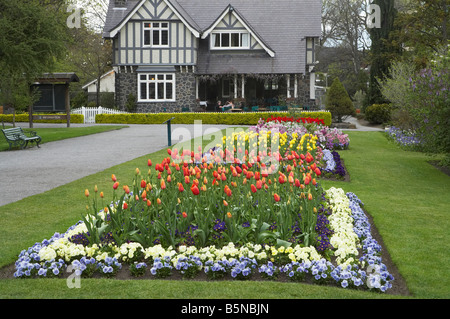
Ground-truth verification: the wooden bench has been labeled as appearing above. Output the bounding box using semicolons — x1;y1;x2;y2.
1;127;42;150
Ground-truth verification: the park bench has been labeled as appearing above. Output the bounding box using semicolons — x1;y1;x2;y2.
1;127;42;150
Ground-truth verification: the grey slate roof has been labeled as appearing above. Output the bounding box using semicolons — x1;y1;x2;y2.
103;0;322;74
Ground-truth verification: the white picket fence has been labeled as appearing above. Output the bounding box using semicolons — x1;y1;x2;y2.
71;106;128;124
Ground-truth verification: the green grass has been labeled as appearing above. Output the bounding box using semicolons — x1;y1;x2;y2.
0;125;128;151
0;130;449;299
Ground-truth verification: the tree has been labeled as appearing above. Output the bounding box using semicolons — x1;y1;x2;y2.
367;0;400;106
394;0;449;67
325;78;356;123
0;0;69;127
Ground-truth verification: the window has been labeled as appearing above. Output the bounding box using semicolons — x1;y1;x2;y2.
211;32;249;49
138;73;175;102
144;22;169;47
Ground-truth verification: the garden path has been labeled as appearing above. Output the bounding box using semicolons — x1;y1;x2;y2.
0;123;231;207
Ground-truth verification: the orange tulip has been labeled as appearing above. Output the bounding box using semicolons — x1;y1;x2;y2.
112;174;117;182
182;211;188;218
178;183;184;192
146;199;151;207
113;182;119;190
274;193;281;202
251;184;257;193
223;200;228;206
84;189;89;197
157;198;162;205
123;202;128;210
160;179;166;189
100;191;104;198
227;212;232;218
308;193;313;201
148;159;152;167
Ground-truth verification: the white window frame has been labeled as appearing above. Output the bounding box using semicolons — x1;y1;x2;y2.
210;31;250;50
143;22;169;47
138;73;176;102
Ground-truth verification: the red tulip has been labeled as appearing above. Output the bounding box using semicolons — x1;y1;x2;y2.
274;193;281;202
182;212;187;218
178;183;184;192
113;182;119;190
191;185;200;195
251;184;257;193
141;179;146;188
256;180;262;189
123;202;128;210
148;159;152;167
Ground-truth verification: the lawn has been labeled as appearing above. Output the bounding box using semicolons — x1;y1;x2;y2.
0;130;448;299
0;125;128;151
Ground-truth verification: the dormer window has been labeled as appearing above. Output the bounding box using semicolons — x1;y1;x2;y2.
211;31;250;49
143;22;169;47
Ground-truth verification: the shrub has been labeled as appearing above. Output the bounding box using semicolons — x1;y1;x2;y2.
0;113;84;124
325;78;356;123
364;104;391;124
96;111;332;127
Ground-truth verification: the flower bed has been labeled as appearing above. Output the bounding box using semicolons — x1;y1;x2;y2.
14;188;393;292
385;126;422;150
12;122;392;292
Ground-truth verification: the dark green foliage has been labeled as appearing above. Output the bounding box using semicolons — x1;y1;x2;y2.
325;78;355;123
364;104;392;124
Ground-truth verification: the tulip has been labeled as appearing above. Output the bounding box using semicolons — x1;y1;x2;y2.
227;212;232;218
256;180;262;189
251;184;257;193
141;180;146;188
94;185;98;193
157;198;162;205
274;193;281;202
135;168;140;175
141;190;147;199
84;189;89;197
223;200;228;206
123;202;128;210
314;167;321;176
146;200;151;207
148;159;152;167
113;182;119;190
178;183;184;192
308;193;313;201
182;212;188;218
112;174;117;182
160;178;166;189
191;185;200;195
100;191;104;198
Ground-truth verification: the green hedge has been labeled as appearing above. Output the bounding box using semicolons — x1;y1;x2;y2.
96;111;332;127
0;113;84;124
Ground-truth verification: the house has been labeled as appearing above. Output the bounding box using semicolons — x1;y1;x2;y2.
82;70;116;103
103;0;322;112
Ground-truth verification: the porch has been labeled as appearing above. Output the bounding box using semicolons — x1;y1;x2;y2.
195;73;315;112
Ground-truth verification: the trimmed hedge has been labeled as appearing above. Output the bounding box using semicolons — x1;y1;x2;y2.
96;111;332;127
0;113;84;124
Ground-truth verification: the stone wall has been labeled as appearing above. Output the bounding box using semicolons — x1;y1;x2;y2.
115;66;197;113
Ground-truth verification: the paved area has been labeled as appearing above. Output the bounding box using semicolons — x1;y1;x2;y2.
0;123;231;207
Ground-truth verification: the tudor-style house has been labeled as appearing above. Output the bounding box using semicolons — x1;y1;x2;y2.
103;0;322;112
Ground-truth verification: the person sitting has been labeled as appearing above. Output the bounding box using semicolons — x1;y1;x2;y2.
223;101;234;112
217;100;223;111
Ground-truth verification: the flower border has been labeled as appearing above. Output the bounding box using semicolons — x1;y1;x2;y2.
13;188;394;292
